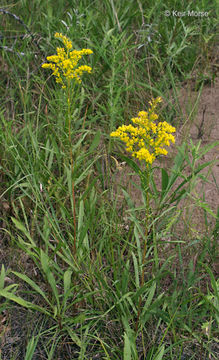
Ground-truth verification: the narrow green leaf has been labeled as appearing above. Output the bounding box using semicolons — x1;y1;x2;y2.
72;132;88;154
123;332;132;360
161;168;169;193
168;143;186;185
64;270;72;297
198;140;219;159
0;265;5;290
63;270;73;308
116;154;141;175
0;289;51;316
122;188;135;210
154;345;165;360
24;335;39;360
134;226;142;266
143;281;156;313
200;263;219;300
12;271;52;307
47;146;54;171
78;200;84;232
90;130;101;152
11;217;36;247
66;326;82;348
121;260;130;294
131;252;139;289
40;250;60;309
195;200;218;219
150;167;159;197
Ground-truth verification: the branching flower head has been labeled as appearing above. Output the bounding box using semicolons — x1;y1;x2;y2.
110;97;176;164
42;33;93;88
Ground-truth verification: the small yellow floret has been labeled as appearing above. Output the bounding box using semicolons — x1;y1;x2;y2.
54;32;73;50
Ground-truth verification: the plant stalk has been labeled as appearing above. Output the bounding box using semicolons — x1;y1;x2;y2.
136;165;150;332
67;81;77;257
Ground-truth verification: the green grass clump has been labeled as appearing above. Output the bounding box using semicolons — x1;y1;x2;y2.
0;0;218;359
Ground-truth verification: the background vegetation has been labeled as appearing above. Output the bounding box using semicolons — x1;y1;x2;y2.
0;0;218;359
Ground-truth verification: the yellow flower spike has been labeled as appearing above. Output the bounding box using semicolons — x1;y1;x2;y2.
54;32;73;50
110;97;176;165
42;33;93;87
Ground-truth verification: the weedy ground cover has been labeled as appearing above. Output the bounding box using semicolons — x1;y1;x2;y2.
0;0;218;359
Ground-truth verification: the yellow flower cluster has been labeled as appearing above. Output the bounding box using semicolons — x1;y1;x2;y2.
110;97;176;164
42;33;93;88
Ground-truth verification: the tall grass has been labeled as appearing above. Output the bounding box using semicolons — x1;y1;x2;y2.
0;0;218;359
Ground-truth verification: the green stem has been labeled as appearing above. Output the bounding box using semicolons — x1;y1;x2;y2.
135;164;150;332
67;80;77;257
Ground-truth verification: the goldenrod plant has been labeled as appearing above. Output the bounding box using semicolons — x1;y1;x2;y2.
111;97;176;331
42;33;93;257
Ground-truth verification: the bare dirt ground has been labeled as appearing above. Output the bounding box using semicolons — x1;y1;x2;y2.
177;77;219;211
